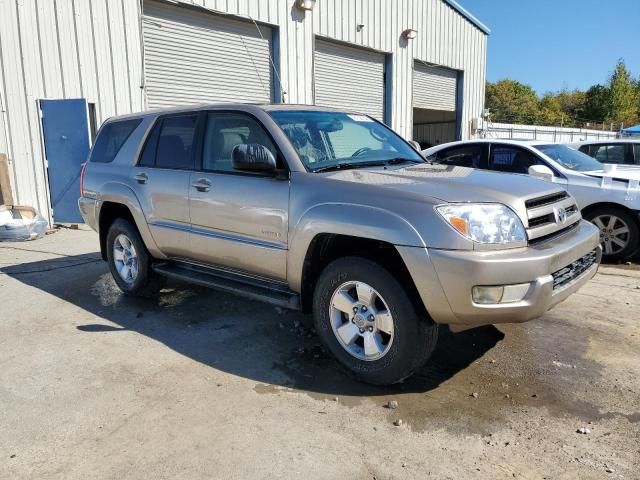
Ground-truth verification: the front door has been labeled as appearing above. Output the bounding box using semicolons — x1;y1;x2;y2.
188;112;289;281
40;99;91;223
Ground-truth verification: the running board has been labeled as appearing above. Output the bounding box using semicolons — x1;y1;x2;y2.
152;262;301;310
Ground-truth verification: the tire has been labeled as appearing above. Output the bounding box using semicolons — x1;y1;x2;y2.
584;208;639;262
313;257;438;386
105;218;164;296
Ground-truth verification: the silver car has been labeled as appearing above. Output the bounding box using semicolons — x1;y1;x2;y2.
79;105;600;385
424;139;640;261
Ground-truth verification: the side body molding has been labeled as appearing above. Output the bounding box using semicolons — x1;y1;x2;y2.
96;182;167;260
287;203;426;292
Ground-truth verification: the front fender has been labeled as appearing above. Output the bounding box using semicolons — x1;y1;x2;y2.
96;182;166;259
287;203;426;292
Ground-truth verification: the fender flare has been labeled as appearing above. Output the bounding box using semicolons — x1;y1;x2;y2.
287;202;426;291
96;182;166;259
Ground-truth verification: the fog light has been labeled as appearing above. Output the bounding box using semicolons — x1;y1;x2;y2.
501;283;531;303
472;286;503;304
472;283;531;304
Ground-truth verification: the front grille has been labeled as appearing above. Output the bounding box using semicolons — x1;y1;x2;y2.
529;213;555;228
525;191;569;209
529;222;579;245
552;249;598;290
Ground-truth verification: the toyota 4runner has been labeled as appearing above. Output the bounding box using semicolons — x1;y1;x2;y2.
79;104;601;385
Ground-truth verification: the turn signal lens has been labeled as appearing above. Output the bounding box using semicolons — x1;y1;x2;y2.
448;216;469;236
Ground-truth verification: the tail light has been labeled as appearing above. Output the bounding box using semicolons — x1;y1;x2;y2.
79;162;87;196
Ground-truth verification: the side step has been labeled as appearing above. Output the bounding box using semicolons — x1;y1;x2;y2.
152;262;301;310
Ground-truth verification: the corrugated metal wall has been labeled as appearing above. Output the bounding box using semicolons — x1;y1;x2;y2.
0;0;487;221
0;0;143;219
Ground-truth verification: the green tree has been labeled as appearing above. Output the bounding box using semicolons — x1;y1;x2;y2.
485;79;540;124
608;59;639;127
583;84;610;125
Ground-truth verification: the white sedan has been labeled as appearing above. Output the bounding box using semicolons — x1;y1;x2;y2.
423;139;640;261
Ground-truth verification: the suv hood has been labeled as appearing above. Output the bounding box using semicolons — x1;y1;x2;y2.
323;164;563;205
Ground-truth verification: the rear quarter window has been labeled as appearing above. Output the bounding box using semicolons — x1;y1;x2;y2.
90;118;142;163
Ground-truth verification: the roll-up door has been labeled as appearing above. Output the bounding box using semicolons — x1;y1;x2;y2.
143;0;273;109
413;62;457;111
314;39;385;121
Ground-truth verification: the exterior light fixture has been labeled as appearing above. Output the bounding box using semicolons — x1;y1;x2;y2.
296;0;316;10
402;28;418;39
357;24;365;32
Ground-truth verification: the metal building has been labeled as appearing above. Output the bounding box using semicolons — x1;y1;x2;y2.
0;0;488;224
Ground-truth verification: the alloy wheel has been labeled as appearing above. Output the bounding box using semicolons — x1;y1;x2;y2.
592;214;630;256
113;233;139;285
329;281;395;361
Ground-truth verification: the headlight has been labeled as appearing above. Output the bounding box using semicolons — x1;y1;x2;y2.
435;203;526;245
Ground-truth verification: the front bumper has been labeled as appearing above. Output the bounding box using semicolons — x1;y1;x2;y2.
398;220;601;331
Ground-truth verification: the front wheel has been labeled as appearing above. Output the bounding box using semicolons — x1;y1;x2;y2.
313;257;438;385
584;208;639;262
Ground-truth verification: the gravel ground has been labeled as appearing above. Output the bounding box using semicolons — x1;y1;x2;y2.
1;227;639;480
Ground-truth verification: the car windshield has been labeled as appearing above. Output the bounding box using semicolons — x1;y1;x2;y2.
268;110;424;171
535;144;604;172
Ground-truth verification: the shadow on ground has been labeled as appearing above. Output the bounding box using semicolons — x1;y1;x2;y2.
1;253;504;398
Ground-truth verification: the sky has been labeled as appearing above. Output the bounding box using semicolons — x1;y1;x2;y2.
460;0;640;95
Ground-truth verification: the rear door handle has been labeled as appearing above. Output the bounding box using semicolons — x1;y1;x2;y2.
134;172;148;184
191;178;211;192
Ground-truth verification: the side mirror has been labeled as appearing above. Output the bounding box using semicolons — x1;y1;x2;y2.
408;140;421;151
232;144;277;172
528;164;554;182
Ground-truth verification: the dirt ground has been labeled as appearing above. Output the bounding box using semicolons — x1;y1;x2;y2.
1;227;639;480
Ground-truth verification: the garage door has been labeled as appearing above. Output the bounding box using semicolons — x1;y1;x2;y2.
143;0;273;109
413;62;457;111
314;39;385;121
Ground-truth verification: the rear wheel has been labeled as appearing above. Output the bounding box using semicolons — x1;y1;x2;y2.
313;257;438;385
106;218;164;296
584;208;639;262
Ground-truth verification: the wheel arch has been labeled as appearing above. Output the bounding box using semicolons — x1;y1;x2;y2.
297;233;428;319
96;183;164;261
581;201;640;224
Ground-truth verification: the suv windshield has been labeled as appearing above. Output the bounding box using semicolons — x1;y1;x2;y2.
535;144;604;172
268;110;424;171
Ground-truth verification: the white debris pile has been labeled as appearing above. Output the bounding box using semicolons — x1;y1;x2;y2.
0;205;48;241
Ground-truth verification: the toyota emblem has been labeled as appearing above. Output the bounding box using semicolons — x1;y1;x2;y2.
554;207;567;225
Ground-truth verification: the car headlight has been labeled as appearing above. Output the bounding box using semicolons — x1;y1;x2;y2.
435;203;527;245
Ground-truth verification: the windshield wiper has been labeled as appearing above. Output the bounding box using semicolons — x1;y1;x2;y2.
312;158;423;173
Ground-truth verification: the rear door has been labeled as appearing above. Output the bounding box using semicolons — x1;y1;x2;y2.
132;112;201;258
188;111;289;281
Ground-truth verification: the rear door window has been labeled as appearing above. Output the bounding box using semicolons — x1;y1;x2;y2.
434;144;483;168
138;114;199;170
592;144;625;164
488;145;539;174
90;118;142;163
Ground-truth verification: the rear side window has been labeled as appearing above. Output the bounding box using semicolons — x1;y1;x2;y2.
138;114;199;170
634;144;640;163
90;118;142;163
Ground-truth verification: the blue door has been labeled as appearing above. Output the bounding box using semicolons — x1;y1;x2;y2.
40;98;91;223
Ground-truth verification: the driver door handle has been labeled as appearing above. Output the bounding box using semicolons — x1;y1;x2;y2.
191;178;211;192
